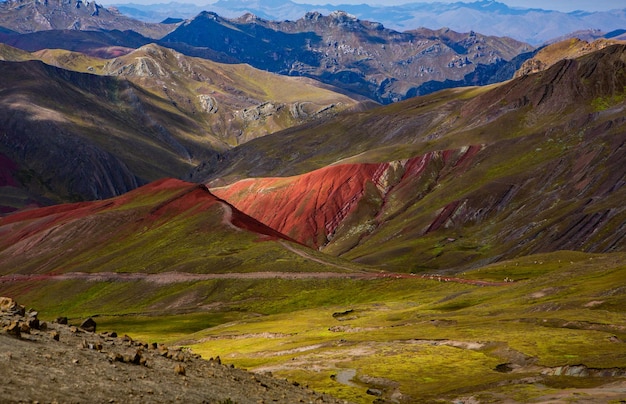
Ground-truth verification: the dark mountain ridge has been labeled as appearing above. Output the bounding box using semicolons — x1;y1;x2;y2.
161;10;532;103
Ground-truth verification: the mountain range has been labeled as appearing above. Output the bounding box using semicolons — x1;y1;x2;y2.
0;0;172;38
0;42;362;211
0;1;625;402
159;11;532;103
0;0;536;104
1;42;625;402
201;43;626;272
111;0;626;45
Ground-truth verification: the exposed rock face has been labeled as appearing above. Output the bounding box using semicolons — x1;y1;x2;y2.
162;11;533;103
212;146;480;250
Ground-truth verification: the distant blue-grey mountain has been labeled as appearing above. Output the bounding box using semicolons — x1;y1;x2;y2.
159;10;532;103
110;0;626;45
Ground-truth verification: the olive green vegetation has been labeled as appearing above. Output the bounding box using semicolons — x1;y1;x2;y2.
7;251;625;403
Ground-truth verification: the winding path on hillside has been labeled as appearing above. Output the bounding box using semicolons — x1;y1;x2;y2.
278;241;361;272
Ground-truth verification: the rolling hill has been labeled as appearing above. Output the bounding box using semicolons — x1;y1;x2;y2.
0;5;624;403
0;34;625;404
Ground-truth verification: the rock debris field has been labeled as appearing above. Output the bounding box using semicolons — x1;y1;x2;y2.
0;297;349;404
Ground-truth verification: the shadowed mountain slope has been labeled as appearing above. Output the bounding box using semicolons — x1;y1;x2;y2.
161;11;532;104
0;178;355;275
0;58;214;209
208;44;626;272
0;29;152;58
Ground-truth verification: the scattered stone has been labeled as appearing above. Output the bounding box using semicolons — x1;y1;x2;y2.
174;364;186;376
0;297;25;316
50;331;60;341
79;317;97;333
55;317;68;325
19;322;30;334
5;321;21;338
27;316;40;330
366;388;383;396
332;309;356;321
495;363;514;373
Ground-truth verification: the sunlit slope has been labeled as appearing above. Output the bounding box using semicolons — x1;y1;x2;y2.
177;251;626;404
197;44;626;182
30;43;365;146
0;178;358;275
212;146;480;250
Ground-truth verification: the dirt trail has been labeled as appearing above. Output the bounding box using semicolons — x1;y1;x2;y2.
278;240;362;272
0;270;509;286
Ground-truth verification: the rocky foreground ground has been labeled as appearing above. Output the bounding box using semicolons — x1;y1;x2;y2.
0;297;349;404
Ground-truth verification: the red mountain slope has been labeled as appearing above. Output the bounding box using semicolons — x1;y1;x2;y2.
212;146;480;250
0;178;315;275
